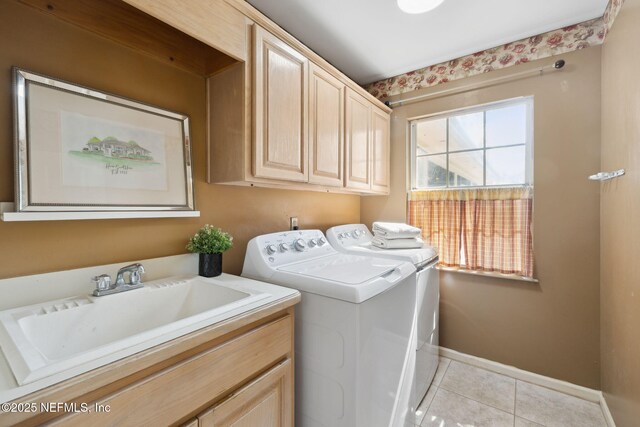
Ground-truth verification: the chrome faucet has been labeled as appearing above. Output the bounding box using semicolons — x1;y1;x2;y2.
91;263;145;297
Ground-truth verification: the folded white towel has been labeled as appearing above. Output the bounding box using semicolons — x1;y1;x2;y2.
371;236;425;249
372;222;422;239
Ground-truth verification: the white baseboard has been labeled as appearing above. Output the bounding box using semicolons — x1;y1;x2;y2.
600;393;617;427
438;347;616;426
439;347;600;402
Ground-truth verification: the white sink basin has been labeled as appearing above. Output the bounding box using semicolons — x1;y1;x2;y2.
0;276;270;386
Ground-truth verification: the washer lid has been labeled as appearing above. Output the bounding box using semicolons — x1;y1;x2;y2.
272;253;416;303
278;253;402;285
344;242;438;266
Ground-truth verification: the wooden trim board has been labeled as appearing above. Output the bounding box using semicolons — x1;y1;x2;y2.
17;0;237;76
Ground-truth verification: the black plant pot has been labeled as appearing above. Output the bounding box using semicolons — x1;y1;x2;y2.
199;253;222;277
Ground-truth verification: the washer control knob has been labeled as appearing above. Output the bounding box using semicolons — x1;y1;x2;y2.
309;238;318;247
318;237;327;246
351;230;359;238
294;238;307;252
279;243;290;252
266;244;277;255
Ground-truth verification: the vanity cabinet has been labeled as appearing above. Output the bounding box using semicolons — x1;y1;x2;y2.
253;25;309;182
345;89;391;194
2;305;297;427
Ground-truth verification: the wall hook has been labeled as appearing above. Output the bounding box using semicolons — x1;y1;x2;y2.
588;169;625;181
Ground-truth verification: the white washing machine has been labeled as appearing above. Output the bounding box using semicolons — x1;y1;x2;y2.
326;224;439;411
242;230;417;427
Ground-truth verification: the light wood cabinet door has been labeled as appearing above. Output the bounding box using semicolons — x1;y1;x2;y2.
308;64;344;187
345;89;372;190
199;359;293;427
253;26;309;183
371;106;391;193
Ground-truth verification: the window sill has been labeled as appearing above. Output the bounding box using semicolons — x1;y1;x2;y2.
436;266;539;283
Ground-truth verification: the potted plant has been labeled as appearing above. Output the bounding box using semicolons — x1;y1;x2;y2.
186;225;233;277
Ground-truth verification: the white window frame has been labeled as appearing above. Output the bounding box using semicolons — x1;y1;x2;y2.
409;97;534;191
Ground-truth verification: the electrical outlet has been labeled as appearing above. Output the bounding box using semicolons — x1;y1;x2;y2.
290;217;299;230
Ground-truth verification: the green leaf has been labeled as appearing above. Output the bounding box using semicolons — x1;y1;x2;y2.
186;225;233;254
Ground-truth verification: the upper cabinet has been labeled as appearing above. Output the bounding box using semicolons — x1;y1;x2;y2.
204;9;391;194
309;64;345;187
371;106;391;194
345;89;391;194
253;26;309;182
345;89;371;191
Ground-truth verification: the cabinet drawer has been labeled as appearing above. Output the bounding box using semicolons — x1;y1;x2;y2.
54;315;293;426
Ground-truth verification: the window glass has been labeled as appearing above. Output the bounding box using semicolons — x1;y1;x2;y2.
416;118;447;154
486;104;527;147
416;155;447;188
486;146;526;185
412;98;531;189
448;151;483;186
449;112;483;151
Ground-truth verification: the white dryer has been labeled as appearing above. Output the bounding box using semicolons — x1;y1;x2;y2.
326;224;439;410
242;230;417;427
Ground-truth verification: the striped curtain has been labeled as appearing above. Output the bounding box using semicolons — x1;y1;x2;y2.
408;186;534;278
408;196;463;267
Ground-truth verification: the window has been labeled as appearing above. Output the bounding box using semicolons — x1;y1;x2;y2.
410;97;533;190
408;98;535;279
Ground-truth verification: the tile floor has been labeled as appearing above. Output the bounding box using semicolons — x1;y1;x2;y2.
414;357;608;427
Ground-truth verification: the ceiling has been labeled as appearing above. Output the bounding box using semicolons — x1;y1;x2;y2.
246;0;609;85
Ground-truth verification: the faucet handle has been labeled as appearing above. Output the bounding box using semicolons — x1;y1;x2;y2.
91;274;112;292
130;265;145;286
116;263;145;286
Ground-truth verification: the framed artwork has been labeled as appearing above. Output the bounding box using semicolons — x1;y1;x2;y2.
13;68;195;212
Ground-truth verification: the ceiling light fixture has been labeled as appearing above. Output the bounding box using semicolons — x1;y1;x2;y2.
397;0;445;14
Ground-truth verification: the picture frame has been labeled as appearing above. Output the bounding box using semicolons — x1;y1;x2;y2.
13;68;195;213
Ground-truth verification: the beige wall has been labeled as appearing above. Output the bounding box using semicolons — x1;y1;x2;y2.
0;1;360;279
600;0;640;425
362;48;603;388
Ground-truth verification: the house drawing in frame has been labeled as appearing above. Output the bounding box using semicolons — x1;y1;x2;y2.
85;137;154;161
